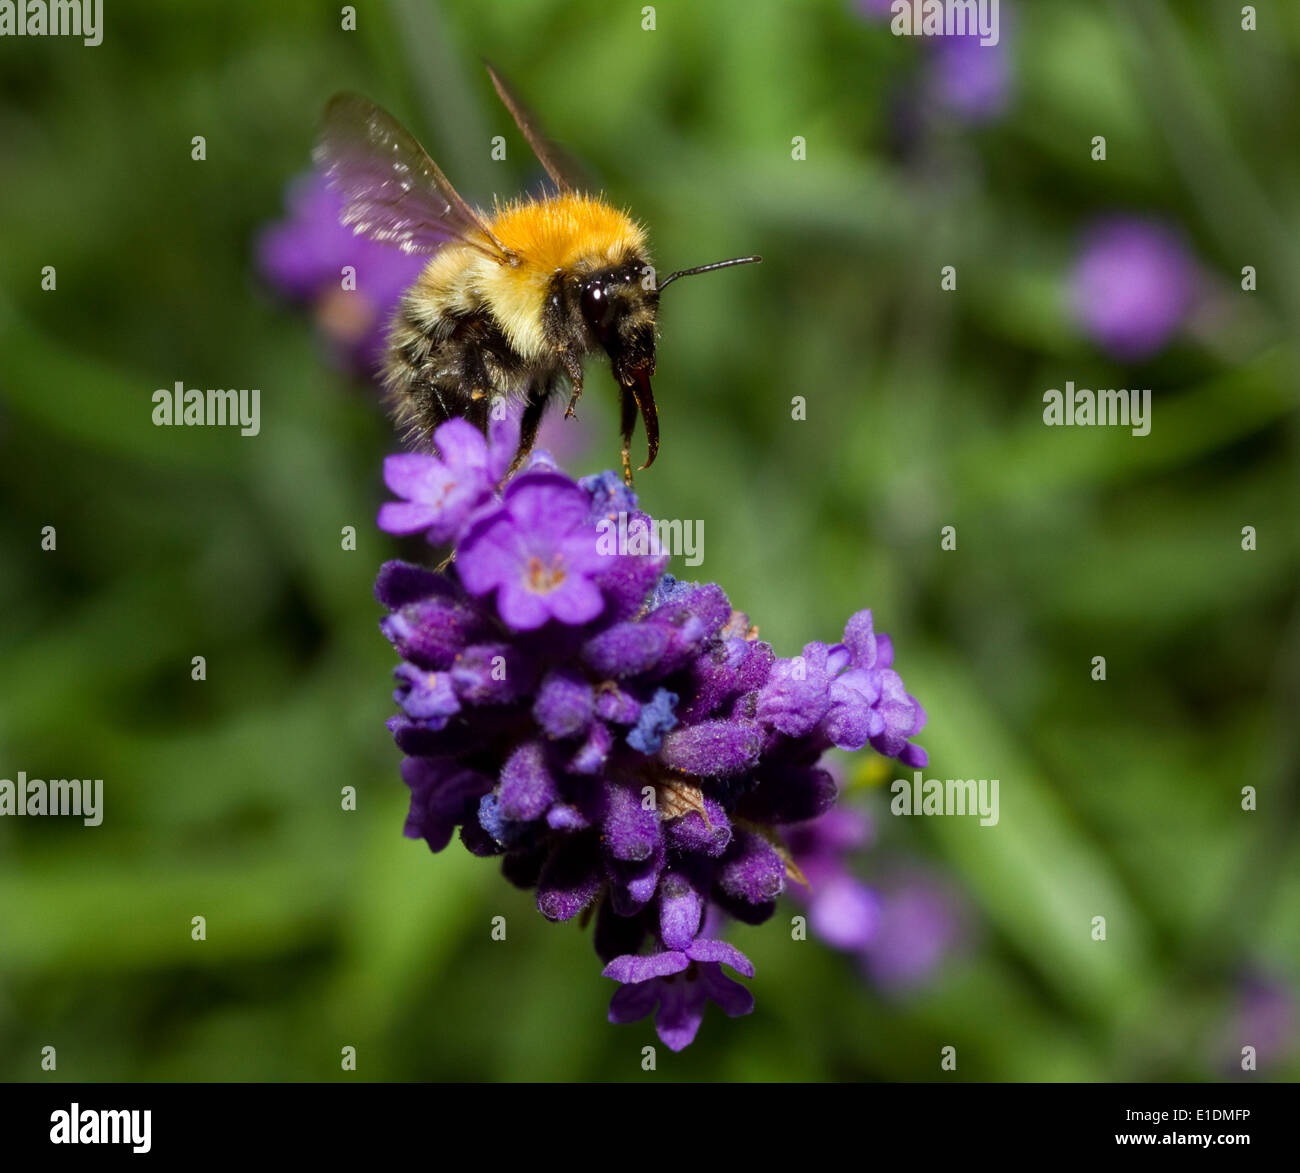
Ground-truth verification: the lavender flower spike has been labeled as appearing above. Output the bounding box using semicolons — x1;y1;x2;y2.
375;447;928;1049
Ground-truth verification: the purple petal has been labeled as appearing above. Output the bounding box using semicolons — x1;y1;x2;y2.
686;938;755;978
694;962;755;1018
608;979;662;1024
653;978;707;1052
603;950;688;985
718;830;786;905
377;500;439;536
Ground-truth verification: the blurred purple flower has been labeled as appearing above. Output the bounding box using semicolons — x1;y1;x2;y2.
862;869;966;990
928;31;1010;123
855;0;1013;125
785;807;879;950
1070;216;1200;361
257;171;425;375
785;804;965;991
1218;973;1296;1077
853;0;895;19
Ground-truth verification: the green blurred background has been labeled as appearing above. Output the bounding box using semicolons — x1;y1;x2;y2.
2;0;1298;1081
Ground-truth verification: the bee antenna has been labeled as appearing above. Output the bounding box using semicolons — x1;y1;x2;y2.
655;255;762;292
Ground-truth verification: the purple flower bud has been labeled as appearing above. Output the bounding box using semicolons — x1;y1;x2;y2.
400;757;493;853
589;536;668;622
594;682;642;725
450;642;528;705
664;797;733;858
868;669;926;759
756;642;832;736
374;560;449;608
532;668;594;738
568;720;613;775
537;834;602;921
498;740;559;822
658;869;705;951
842;609;879;668
602;781;661;863
740;763;838;824
659;719;762;777
821;667;885;751
581;621;670;677
580;468;640;522
718;829;786;906
393;662;460;728
606;840;666;916
678;633;775;724
474;792;526;851
382;594;492;671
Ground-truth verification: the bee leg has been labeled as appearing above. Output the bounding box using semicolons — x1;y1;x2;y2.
619;384;637;486
558;350;584;419
501;380;552;484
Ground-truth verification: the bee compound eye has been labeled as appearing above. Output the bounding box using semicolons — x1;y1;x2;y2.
580;281;615;336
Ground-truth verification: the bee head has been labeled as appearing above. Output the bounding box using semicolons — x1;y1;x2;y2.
578;260;659;386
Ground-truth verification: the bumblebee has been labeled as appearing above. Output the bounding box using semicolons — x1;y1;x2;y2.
314;66;759;483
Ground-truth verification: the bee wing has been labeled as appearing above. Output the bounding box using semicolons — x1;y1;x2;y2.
485;63;590;193
314;93;510;260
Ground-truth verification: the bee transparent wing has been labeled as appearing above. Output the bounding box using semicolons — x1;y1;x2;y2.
485;63;590;193
314;93;510;260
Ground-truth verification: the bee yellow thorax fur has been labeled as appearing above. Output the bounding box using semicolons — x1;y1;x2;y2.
410;193;648;363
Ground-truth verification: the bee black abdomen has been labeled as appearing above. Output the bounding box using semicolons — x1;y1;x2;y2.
384;299;531;443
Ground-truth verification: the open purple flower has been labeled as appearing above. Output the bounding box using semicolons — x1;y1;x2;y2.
604;939;755;1052
375;451;929;1048
377;416;516;544
457;471;609;630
